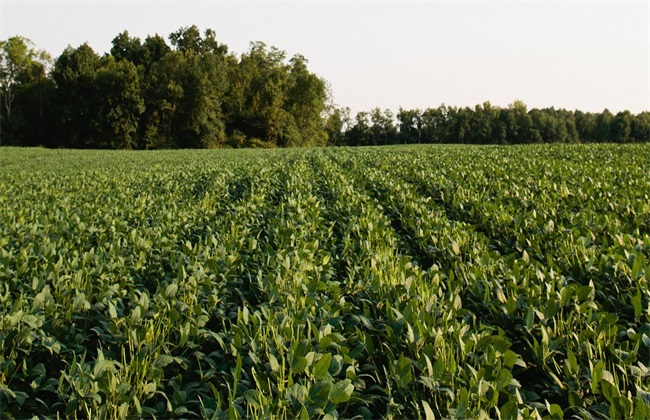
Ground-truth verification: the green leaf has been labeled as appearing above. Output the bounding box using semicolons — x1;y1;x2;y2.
143;382;156;396
165;283;178;298
299;406;310;420
328;355;344;376
492;337;512;354
502;350;518;369
591;360;604;394
323;410;339;420
309;380;331;404
244;389;263;409
396;354;413;386
633;396;648;419
286;384;308;404
155;354;174;368
456;389;469;418
632;287;643;319
328;379;354;403
108;302;118;319
291;356;308;374
269;354;280;372
313;353;332;380
547;403;563;419
499;401;518;420
601;378;620;403
422;401;436;420
496;369;513;391
642;334;650;347
566;348;578;375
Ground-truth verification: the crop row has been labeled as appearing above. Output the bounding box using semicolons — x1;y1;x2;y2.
0;144;649;419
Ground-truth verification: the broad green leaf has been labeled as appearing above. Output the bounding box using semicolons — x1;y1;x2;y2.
313;353;332;380
328;379;354;403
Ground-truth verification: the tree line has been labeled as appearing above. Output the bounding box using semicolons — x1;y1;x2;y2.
1;27;648;149
1;27;328;149
326;102;650;146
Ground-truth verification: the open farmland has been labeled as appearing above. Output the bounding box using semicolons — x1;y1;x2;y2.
1;144;649;419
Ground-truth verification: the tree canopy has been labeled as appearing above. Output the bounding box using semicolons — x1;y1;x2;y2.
1;27;330;149
0;28;648;148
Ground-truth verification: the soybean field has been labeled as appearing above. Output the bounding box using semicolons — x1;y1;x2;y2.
1;144;649;419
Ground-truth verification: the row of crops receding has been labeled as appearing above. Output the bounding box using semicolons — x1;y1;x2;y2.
1;144;649;419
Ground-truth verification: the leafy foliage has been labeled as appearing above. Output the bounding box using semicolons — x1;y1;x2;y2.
1;144;649;419
1;27;330;149
3;31;649;148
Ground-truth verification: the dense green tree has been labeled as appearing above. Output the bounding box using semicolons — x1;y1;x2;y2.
224;42;327;147
324;106;350;146
530;108;578;143
94;57;144;149
631;112;650;143
169;26;228;56
111;31;144;67
141;34;172;74
139;52;184;149
397;108;422;144
448;106;473;143
0;36;51;145
285;55;328;146
574;110;597;142
346;111;372;146
421;106;452;143
611;110;633;143
3;29;649;149
51;43;101;147
10;73;55;147
469;102;500;144
563;109;579;143
369;108;396;145
226;42;289;146
529;109;557;143
138;28;231;149
510;101;537;144
176;51;229;148
594;109;614;142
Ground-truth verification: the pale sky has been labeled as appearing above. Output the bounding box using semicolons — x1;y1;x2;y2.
1;0;648;114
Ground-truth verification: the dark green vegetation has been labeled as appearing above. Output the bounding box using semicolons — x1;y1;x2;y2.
329;103;650;146
1;144;649;418
1;30;649;149
1;28;328;149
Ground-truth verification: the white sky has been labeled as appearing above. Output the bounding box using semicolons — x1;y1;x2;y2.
1;0;648;114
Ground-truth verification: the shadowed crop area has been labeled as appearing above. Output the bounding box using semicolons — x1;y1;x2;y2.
1;144;649;419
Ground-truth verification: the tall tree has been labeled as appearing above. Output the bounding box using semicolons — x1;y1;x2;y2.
507;100;538;144
611;110;633;143
111;31;144;67
324;106;350;146
51;43;101;148
346;111;372;146
285;54;328;146
0;36;50;145
94;57;144;149
469;102;500;144
574;110;597;142
448;106;473;143
594;109;614;142
397;108;422;144
631;112;650;143
226;42;290;146
169;26;228;56
139;27;230;149
370;108;396;145
422;106;453;143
